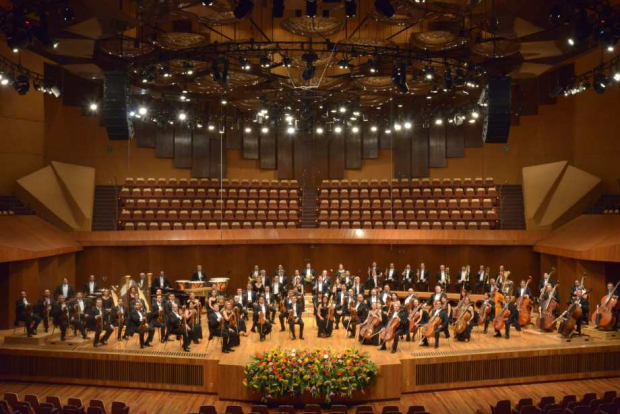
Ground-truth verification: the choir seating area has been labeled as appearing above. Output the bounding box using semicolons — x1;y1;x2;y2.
189;404;429;414
118;178;302;230
318;177;499;230
1;392;129;414
480;390;619;414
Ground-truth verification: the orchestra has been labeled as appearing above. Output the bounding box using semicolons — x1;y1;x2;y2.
12;261;618;357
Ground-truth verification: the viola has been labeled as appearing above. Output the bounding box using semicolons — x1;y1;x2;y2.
229;310;238;328
157;309;164;324
517;276;533;327
536;284;560;332
379;312;400;343
139;315;148;332
493;301;511;331
591;281;620;330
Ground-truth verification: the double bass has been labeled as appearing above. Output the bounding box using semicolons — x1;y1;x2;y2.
517;276;533;327
492;284;504;317
452;291;467;321
591;281;620;330
558;290;591;338
537;284;560;332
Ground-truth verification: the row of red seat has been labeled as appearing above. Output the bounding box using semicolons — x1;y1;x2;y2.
125;177;299;189
319;198;495;210
321;177;494;188
318;187;498;200
3;391;128;414
318;209;497;221
318;221;495;230
123;199;299;210
124;221;298;230
482;390;618;414
119;187;300;200
192;402;427;414
121;209;300;221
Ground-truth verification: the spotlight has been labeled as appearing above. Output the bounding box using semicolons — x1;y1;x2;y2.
208;125;216;131
385;129;392;134
202;0;213;5
13;74;29;95
471;110;479;119
287;126;295;134
282;56;292;68
89;103;98;112
240;58;251;71
593;72;608;94
345;0;356;17
197;123;203;128
339;106;347;113
435;118;443;125
424;65;434;80
352;126;359;133
614;70;620;82
129;111;136;117
12;48;19;54
375;0;394;18
394;123;402;131
567;37;575;46
260;56;271;69
369;59;379;74
1;78;8;86
234;0;254;19
334;126;342;133
371;126;378;132
221;98;228;105
161;65;171;78
316;127;324;134
468;118;476;124
52;40;59;49
338;57;350;69
261;127;269;133
404;122;412;129
306;0;317;17
178;112;187;121
245;127;252;133
63;7;74;22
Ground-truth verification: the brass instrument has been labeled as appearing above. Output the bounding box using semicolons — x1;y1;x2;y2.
445;267;451;285
303;269;314;284
465;265;470;282
484;266;490;284
501;271;514;296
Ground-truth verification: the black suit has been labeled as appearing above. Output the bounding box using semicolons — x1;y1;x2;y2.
435;271;449;288
253;303;273;339
538;279;555;295
273;273;287;288
242;290;257;308
287;302;305;339
348;301;367;337
416;269;430;291
351;283;364;297
36;296;54;332
54;284;75;300
473;271;489;294
366;275;381;290
127;309;154;347
208;311;236;351
83;282;100;296
70;299;88;338
426;292;447;307
14;298;41;336
422;308;449;347
152;276;171;294
149;301;166;340
384;268;399;288
271;281;286;299
87;306;113;346
191;271;207;282
167;311;192;350
515;287;533;298
401;269;414;290
51;302;69;340
110;305;128;340
494;302;520;338
382;309;409;352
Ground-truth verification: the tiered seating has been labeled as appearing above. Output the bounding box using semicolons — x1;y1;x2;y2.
119;178;302;230
190;404;429;414
0;210;15;215
479;390;618;414
2;391;129;414
317;177;499;230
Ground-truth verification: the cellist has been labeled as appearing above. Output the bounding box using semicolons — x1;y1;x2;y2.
421;300;448;349
405;298;428;342
602;282;619;331
494;295;520;339
347;293;367;338
454;296;475;342
378;301;408;354
566;288;589;335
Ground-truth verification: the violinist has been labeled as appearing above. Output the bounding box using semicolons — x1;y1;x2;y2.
279;291;294;332
128;301;154;349
379;301;408;354
405;298;428;342
230;289;243;313
168;303;192;352
271;275;286;300
403;289;417;308
426;285;447;307
473;265;489;294
209;303;234;353
494;295;520;339
516;280;532;299
51;295;69;341
384;263;399;289
313;292;324;327
348;293;368;338
359;301;380;345
402;264;414;291
186;300;202;344
222;301;240;346
232;296;248;336
333;286;348;329
479;292;496;334
54;277;75;300
253;296;273;341
111;298;128;341
317;295;334;338
243;283;256;330
567;288;589;335
421;300;449;349
15;291;41;337
367;264;382;290
351;277;364;297
89;298;113;347
36;289;54;333
263;286;277;322
287;295;305;340
454;297;475;343
101;289;114;311
71;292;88;339
416;263;429;292
150;294;166;342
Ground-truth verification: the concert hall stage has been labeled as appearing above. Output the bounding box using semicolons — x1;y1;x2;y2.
1;322;619;403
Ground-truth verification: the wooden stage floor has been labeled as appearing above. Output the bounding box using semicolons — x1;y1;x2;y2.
1;320;619;403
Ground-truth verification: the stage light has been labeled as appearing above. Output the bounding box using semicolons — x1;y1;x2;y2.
351;126;359;133
282;56;292;68
202;0;213;5
89;103;98;112
593;72;608;94
385;129;392;134
468;118;476;124
369;59;379;74
180;95;186;101
1;78;8;86
306;0;317;17
287;126;295;134
568;37;575;46
129;111;136;117
221;98;228;105
183;61;194;75
339;106;347;113
285;115;293;123
52;40;59;49
316;127;324;134
12;74;30;95
302;61;316;80
375;0;394;18
12;47;19;54
371;126;378;132
345;0;356;17
394;123;402;131
49;85;61;98
178;112;187;121
63;7;74;22
471;110;479;119
240;58;251;71
614;70;620;82
260;56;271;69
245;127;252;133
208;125;216;131
338;57;350;69
161;65;171;77
261;127;269;133
404;122;412;129
435;118;443;125
334;126;342;133
424;65;434;80
234;0;254;19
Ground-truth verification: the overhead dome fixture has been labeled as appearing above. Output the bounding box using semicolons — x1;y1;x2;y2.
234;0;254;19
374;0;394;18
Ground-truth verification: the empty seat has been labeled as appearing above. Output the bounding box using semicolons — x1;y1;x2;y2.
148;222;159;230
455;221;466;230
329;221;339;229
443;221;454;230
208;222;218;230
231;222;241;229
374;222;384;229
286;221;297;229
319;221;329;229
431;221;442;230
363;221;373;229
170;222;181;230
185;222;195;230
397;221;407;229
467;222;478;230
419;221;430;230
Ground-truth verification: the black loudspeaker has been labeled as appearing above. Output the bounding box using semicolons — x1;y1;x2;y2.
482;76;511;144
103;71;134;141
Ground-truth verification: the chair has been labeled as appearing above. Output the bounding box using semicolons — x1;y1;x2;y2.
560;396;577;410
24;395;40;412
355;406;373;414
603;391;617;403
251;406;269;414
87;407;105;414
304;405;321;414
67;398;83;411
582;394;597;406
278;405;295;414
110;402;126;414
382;407;399;414
491;400;511;414
538;397;556;411
4;394;19;407
225;406;245;414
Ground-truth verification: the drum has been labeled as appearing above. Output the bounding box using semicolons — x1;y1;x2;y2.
208;277;230;293
176;280;192;290
188;281;205;289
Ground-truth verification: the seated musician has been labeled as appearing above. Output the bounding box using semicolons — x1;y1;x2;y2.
351;276;364;297
436;265;449;290
416;263;429;292
455;266;468;293
601;282;619;331
380;285;391;309
273;265;286;287
480;292;496;334
271;275;286;300
366;265;381;291
317;295;334;338
426;285;447;307
52;295;70;341
403;289;417;308
405;298;427;342
421;300;448;349
368;289;380;308
357;301;379;344
223;300;242;345
341;270;353;289
541;283;560;306
279;291;294;332
128;286;145;310
191;264;207;282
249;265;261;282
516;280;532;298
101;289;114;311
262;286;277;322
230;289;243;313
149;294;166;342
186;299;203;344
253;296;272;341
402;265;414;291
379;301;408;354
54;277;75;300
333;285;347;329
454;297;476;343
287;295;304;340
84;275;99;298
314;271;331;298
15;291;41;337
152;271;171;294
208;303;235;353
567;289;589;335
473;265;489;294
36;289;54;333
252;275;266;295
71;292;89;339
243;283;257;310
128;301;154;348
88;298;113;347
168;303;192;352
384;263;399;289
111;298;128;341
232;296;248;336
494;295;520;339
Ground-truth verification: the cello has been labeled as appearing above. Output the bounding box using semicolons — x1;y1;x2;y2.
454;301;473;335
493;298;512;331
477;298;492;327
407;303;424;335
358;307;382;340
591;281;620;330
421;305;444;342
379;313;400;344
517;276;533;327
537;284;560;332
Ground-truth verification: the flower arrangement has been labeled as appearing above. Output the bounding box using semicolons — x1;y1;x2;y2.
244;347;378;403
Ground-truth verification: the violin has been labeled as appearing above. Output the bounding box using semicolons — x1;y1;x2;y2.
258;309;266;325
493;300;512;331
95;311;103;330
157;309;164;324
358;309;382;340
61;304;69;324
536;284;560;332
591;281;620;330
517;276;533;327
118;308;125;325
279;298;287;313
379;312;400;343
139;314;148;332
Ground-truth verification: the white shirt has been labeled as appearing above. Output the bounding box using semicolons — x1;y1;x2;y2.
265;293;271;302
388;269;395;278
197;271;204;280
278;275;284;283
434;293;441;302
159;277;165;286
520;288;526;296
260;305;266;315
78;300;84;312
62;284;69;297
370;296;377;303
318;282;323;292
306;269;312;276
247;291;253;301
404;270;411;279
88;281;95;293
137;310;143;321
419;270;426;280
273;284;279;294
433;309;441;317
479;271;485;281
459;271;467;281
440;272;446;283
382;292;389;302
293;306;298;317
404;295;414;305
391;312;399;320
215;311;222;321
355;302;360;311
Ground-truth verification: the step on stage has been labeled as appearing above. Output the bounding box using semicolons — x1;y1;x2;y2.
1;323;619;403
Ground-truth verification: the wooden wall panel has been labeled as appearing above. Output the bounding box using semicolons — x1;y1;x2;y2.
173;127;192;169
393;131;412;178
345;130;362;169
277;131;293;179
379;129;393;150
226;122;242;151
134;120;156;148
429;124;447;168
209;137;227;179
191;130;209;178
411;127;429;177
259;131;276;169
446;123;465;158
328;132;345;179
464;121;483;147
155;126;174;158
313;137;330;186
362;130;379;159
243;131;259;160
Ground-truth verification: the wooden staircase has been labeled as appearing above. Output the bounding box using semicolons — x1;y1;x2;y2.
92;185;120;231
301;188;318;229
498;185;526;230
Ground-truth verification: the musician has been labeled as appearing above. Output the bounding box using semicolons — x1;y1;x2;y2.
455;266;469;293
421;300;449;349
567;289;589;335
480;292;496;334
83;275;99;298
314;271;331;297
149;294;166;342
303;263;316;290
52;295;70;341
152;271;171;294
426;285;447;307
454;297;475;342
54;277;75;300
168;303;192;352
71;292;88;339
313;292;324;327
541;283;560;304
14;291;41;337
287;295;305;340
208;303;235;353
279;291;294;332
333;285;347;329
347;293;367;338
291;272;304;294
252;275;266;295
494;295;520;339
251;296;271;341
89;298;113;347
317;295;334;338
516;280;532;298
128;301;154;348
209;289;221;314
243;283;257;309
263;286;277;322
473;265;489;294
101;289;114;311
186;299;202;344
368;289;380;307
111;298;128;341
379;301;408;354
496;265;507;291
384;263;399;289
352;277;364;297
249;265;261;282
435;265;449;290
570;279;583;296
271;275;286;300
403;289;417;308
135;272;148;292
380;285;391;308
36;289;54;333
163;293;179;340
333;263;346;281
340;270;354;289
191;265;207;282
273;265;287;287
366;264;381;290
416;263;430;292
440;297;452;338
402;265;414;291
405;298;427;342
232;296;248;336
358;301;379;344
